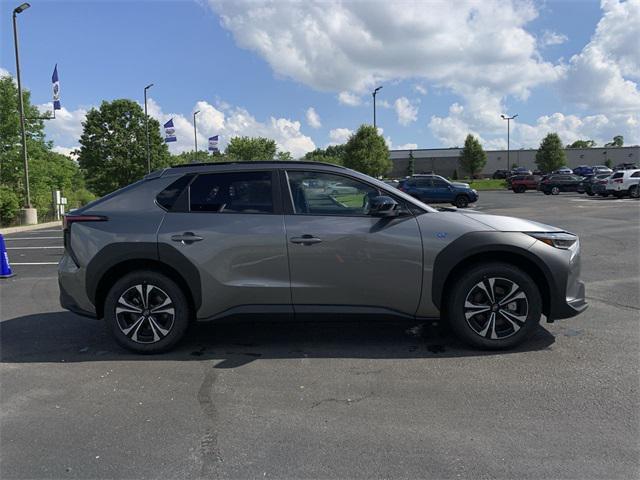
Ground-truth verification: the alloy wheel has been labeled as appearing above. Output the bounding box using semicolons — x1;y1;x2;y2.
115;284;175;344
463;277;529;340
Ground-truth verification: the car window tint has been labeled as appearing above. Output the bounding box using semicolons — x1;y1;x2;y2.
432;179;448;188
156;174;194;211
611;172;624;179
189;171;273;213
287;171;380;216
631;171;640;178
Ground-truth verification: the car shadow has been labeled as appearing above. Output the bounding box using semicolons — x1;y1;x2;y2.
0;312;556;367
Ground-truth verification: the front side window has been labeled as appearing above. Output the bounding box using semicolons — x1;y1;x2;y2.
432;179;449;188
287;171;381;216
189;171;273;213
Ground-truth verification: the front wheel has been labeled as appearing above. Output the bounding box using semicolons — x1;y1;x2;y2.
454;195;469;208
551;186;560;195
104;271;190;353
630;185;639;199
446;263;542;349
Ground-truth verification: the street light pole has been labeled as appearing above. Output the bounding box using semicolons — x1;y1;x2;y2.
12;3;32;212
193;110;200;163
144;83;153;174
501;113;518;171
372;86;383;130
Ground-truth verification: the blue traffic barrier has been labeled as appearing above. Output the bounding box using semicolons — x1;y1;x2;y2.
0;233;15;278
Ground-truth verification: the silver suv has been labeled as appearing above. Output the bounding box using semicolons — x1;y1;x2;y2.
59;161;587;353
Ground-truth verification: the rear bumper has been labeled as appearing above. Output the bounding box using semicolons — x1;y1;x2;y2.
58;252;97;318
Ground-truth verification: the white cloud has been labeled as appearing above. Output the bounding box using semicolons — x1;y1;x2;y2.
338;91;362;106
52;146;79;160
394;97;418;125
209;0;562;102
37;104;87;152
393;143;418;150
0;67;10;78
328;128;353;144
306;107;322;128
147;98;316;158
559;0;640;113
539;30;568;47
377;99;391;109
414;84;428;95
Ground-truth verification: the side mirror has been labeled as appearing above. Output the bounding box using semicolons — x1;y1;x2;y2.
368;195;399;217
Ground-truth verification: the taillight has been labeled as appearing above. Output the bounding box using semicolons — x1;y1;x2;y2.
63;214;107;230
613;178;624;184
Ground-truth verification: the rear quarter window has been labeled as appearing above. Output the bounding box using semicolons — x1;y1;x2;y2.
156;174;194;211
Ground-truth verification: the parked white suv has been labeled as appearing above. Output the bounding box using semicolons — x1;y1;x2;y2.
606;169;640;198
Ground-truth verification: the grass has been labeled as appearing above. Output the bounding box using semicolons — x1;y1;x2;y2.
466;179;507;190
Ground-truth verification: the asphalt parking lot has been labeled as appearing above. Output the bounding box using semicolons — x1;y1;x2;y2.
1;190;638;479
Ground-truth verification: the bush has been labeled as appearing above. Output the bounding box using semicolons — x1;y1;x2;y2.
0;186;20;225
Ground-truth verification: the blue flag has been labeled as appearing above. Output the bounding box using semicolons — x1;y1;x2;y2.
208;135;219;152
52;64;61;110
164;119;177;143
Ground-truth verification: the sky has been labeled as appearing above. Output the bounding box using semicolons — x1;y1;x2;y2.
0;0;638;158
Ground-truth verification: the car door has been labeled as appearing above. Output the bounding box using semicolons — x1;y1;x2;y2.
283;169;423;316
431;178;453;202
157;169;291;319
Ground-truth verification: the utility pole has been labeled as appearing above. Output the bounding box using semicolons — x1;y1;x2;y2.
193;110;200;163
372;86;383;130
12;3;36;224
501;114;518;171
144;83;154;173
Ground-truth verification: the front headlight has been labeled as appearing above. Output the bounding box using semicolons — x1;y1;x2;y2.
528;232;577;250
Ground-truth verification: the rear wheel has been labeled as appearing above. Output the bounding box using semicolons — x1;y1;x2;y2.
516;185;526;193
104;271;190;353
454;195;469;208
446;263;542;349
630;185;639;199
551;186;560;195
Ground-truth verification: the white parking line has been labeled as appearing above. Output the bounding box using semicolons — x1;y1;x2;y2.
4;236;62;240
10;262;59;265
6;246;63;250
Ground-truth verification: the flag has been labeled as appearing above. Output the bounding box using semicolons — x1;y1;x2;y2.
208;135;219;152
52;64;61;110
164;119;177;143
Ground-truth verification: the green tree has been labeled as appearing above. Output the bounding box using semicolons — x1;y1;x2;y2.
604;158;613;168
0;75;93;224
276;151;293;161
225;136;277;161
303;146;344;165
458;134;487;178
77;99;171;196
407;150;415;176
343;125;390;177
605;135;624;147
535;133;567;173
567;139;596;148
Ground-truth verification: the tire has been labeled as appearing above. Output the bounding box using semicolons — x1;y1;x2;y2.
543;191;551;195
551;186;560;195
599;193;609;197
104;270;190;353
630;185;639;199
454;195;469;208
445;262;542;350
516;185;526;193
587;191;595;196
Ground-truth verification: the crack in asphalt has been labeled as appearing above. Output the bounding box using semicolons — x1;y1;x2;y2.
197;363;223;478
586;296;640;311
311;396;369;409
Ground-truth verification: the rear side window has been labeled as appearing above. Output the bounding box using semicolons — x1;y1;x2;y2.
611;172;624;179
432;179;449;187
156;174;194;211
189;171;274;213
631;171;640;178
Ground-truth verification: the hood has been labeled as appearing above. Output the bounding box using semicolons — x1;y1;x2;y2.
460;212;563;232
451;182;470;188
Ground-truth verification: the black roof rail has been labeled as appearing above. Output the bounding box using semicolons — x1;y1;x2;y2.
169;160;346;169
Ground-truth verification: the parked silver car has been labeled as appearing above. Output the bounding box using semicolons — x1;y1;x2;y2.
59;161;587;353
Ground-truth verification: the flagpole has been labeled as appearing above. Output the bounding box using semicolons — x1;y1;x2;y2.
193;110;200;163
144;83;153;174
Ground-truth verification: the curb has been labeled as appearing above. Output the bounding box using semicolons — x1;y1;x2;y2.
0;221;62;235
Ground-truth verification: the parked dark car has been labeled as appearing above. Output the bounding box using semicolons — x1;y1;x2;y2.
573;165;594;177
511;175;541;193
582;173;612;196
492;169;511;179
538;174;586;195
397;175;478;208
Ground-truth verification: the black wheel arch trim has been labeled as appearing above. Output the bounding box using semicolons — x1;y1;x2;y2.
85;242;202;317
432;231;570;319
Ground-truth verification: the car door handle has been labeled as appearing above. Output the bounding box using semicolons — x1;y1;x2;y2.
290;235;322;245
171;232;203;244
